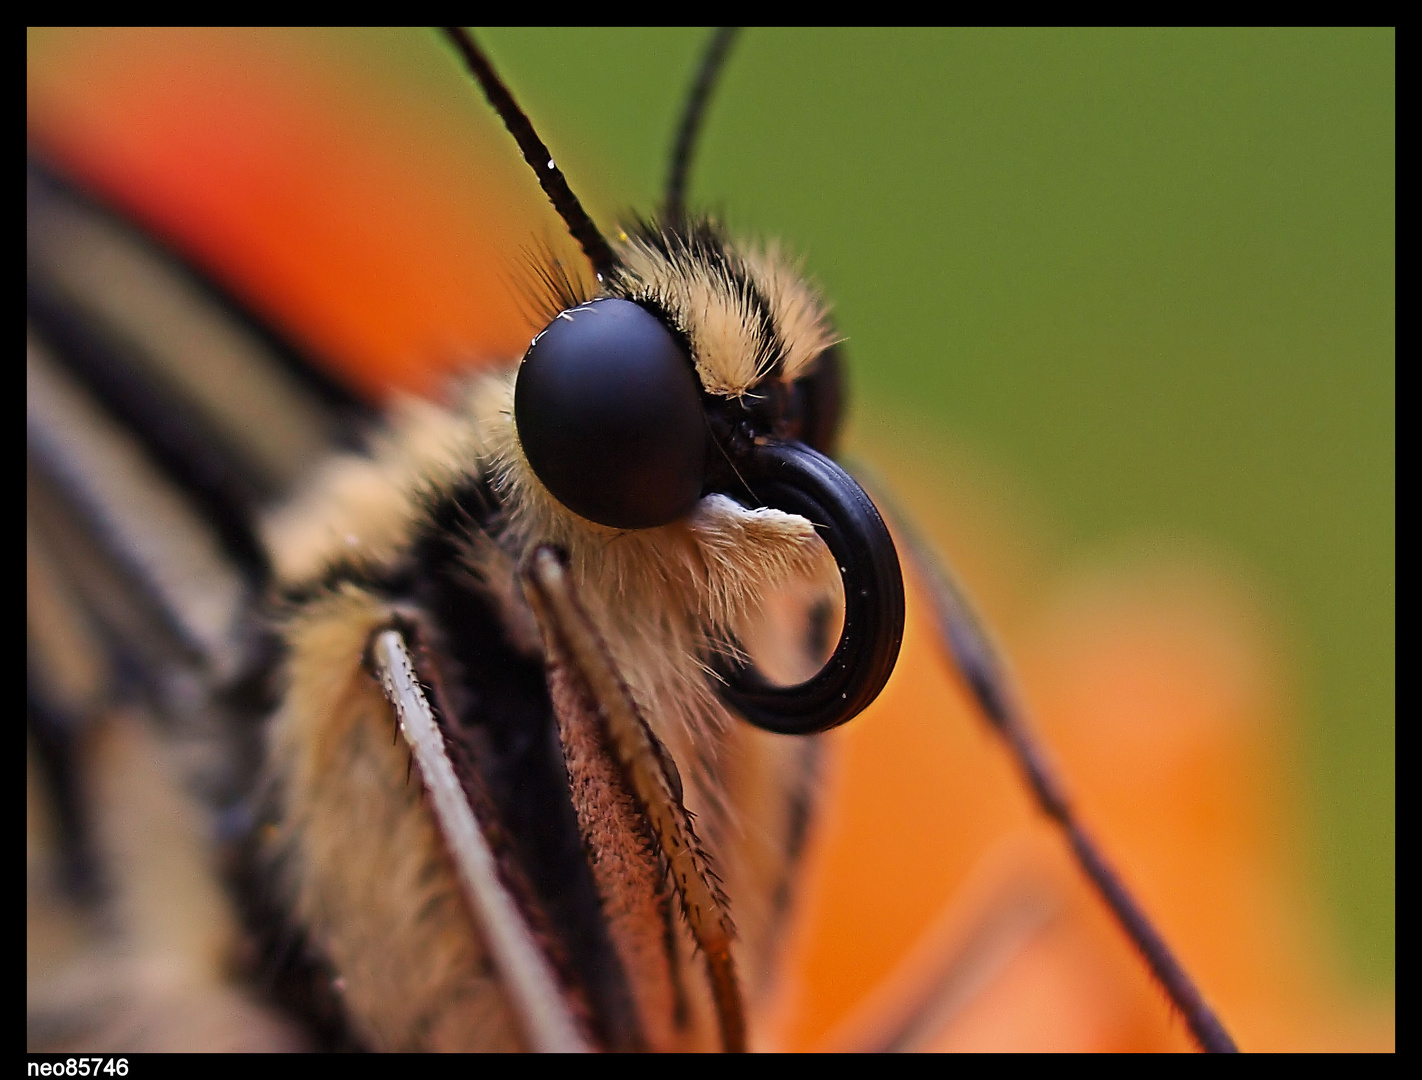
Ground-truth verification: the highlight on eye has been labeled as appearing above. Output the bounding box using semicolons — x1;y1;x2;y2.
515;298;706;530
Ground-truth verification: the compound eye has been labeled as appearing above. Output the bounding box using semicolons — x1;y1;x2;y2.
515;298;707;530
797;343;844;456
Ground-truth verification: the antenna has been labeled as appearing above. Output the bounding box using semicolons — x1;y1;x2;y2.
441;27;617;280
664;27;740;220
858;468;1241;1054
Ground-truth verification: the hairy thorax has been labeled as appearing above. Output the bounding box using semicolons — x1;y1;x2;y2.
262;354;836;1047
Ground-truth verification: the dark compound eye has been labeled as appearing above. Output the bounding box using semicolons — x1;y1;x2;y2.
514;298;707;530
796;343;844;456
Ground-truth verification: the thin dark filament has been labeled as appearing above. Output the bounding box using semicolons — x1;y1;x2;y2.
519;243;592;325
855;465;1239;1053
664;27;740;220
441;27;617;280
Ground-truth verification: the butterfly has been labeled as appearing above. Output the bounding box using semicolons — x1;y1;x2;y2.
33;27;1387;1058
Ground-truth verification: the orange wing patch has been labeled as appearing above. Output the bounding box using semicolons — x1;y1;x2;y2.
28;27;557;402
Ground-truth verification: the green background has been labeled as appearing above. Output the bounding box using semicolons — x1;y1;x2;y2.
460;28;1395;988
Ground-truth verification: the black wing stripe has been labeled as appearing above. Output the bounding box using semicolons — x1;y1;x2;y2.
27;163;371;575
26;157;373;442
28;456;206;692
26;163;338;491
27;279;272;578
27;334;249;674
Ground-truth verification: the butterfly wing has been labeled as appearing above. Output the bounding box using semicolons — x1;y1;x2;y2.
26;155;363;1051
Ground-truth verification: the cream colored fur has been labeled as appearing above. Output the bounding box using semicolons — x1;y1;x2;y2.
264;230;838;1046
270;585;523;1051
614;230;839;393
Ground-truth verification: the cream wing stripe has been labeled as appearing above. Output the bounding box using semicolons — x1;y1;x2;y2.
369;629;590;1054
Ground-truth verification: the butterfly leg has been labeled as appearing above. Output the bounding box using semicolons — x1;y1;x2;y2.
368;625;590;1053
521;545;748;1053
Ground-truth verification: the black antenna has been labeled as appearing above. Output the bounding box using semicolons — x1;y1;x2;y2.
442;27;617;281
855;466;1240;1054
664;27;740;220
